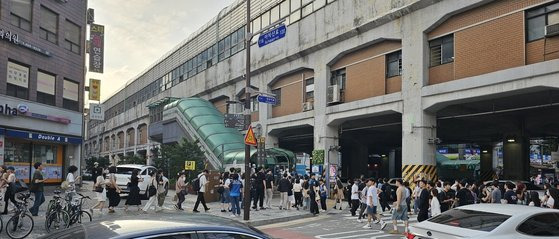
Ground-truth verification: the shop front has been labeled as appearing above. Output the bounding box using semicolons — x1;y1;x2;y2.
0;96;83;184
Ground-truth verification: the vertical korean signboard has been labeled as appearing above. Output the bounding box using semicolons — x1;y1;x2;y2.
89;24;104;73
89;79;101;101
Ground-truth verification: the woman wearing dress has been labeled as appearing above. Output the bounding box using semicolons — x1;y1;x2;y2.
143;170;160;212
66;165;81;201
2;166;17;214
125;169;143;211
106;166;122;213
90;168;107;213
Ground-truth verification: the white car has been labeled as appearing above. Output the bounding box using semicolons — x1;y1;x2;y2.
408;204;559;239
115;164;169;199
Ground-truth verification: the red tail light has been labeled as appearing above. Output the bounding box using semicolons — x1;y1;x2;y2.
405;232;416;239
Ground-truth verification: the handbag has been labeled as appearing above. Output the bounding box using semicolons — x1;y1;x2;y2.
148;178;157;197
94;185;104;193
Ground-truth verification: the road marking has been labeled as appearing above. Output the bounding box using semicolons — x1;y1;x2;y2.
316;230;384;239
257;215;324;229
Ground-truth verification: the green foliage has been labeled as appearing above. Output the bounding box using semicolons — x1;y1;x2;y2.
157;138;206;182
312;149;325;165
85;156;110;171
118;155;146;165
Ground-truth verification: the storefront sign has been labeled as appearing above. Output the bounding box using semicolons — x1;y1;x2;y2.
0;28;52;57
89;103;104;121
0;102;71;124
89;79;101;101
5;129;82;144
0;104;18;116
89;24;105;73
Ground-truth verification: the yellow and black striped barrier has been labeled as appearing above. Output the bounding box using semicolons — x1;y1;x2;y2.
402;164;438;186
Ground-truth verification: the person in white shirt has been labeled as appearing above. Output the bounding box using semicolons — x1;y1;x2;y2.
430;189;441;217
365;179;387;230
66;165;81;201
193;170;210;212
357;182;369;222
350;179;360;216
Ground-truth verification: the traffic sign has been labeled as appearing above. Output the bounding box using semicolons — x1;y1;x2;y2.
244;126;257;146
258;24;287;47
185;161;196;171
257;95;277;105
224;114;246;130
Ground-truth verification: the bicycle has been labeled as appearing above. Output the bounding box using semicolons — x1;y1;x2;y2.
5;193;34;239
66;193;92;226
45;190;70;233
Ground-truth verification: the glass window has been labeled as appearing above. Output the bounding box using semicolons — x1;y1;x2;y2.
252;16;261;33
305;78;314;100
261;11;270;29
386;50;402;78
270;5;280;23
9;0;32;31
6;61;29;100
63;79;79;111
271;88;281;107
151;234;193;239
40;6;58;44
280;1;290;18
331;69;346;89
526;3;559;42
429;34;453;66
302;0;313;5
291;0;301;12
429;209;511;232
517;213;559;236
202;233;260;239
314;0;326;9
37;71;56;105
290;10;301;23
64;20;81;54
302;3;313;17
33;144;58;165
4;140;31;164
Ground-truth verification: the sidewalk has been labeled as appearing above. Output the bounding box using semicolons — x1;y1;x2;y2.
9;182;321;238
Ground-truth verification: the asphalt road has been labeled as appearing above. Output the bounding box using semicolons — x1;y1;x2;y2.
258;209;418;239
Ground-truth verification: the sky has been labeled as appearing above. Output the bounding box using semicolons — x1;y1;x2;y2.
86;0;236;103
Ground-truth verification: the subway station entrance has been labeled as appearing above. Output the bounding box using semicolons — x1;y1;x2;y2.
435;89;559;181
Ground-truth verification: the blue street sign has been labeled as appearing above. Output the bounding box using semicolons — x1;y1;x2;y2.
258;24;286;48
257;95;277;105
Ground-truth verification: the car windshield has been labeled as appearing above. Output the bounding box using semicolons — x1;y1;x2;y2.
116;167;136;175
429;209;511;232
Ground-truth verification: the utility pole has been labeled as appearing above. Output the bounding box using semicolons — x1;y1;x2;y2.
243;0;252;221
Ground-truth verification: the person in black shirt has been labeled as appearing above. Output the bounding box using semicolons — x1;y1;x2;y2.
417;180;430;222
264;170;274;209
438;182;454;212
455;180;474;207
503;182;518;204
309;175;320;215
252;167;266;210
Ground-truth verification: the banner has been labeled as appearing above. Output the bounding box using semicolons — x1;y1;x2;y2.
89;103;104;121
89;24;104;73
89;79;101;101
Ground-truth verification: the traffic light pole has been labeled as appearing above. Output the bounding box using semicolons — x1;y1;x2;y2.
243;0;252;221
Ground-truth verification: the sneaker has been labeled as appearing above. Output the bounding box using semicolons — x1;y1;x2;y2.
260;207;266;210
362;224;372;229
193;210;200;213
357;219;363;223
374;220;380;224
380;221;388;230
230;214;237;217
221;209;226;212
205;208;210;212
174;205;179;210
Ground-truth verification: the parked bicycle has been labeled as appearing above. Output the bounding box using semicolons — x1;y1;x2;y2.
66;193;92;226
45;190;70;233
5;193;34;239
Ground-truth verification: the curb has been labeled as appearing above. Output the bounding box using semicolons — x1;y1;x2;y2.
245;213;315;227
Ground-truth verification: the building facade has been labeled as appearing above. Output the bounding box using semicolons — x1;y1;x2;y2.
0;0;87;183
85;0;559;181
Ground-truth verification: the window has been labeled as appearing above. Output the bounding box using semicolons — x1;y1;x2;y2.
202;233;260;239
40;6;58;44
64;20;81;54
517;213;559;236
10;0;32;31
261;11;270;29
429;209;510;232
218;35;231;61
386;50;402;77
429;34;454;66
252;16;261;33
526;2;559;42
302;2;313;17
331;69;346;89
291;0;301;11
271;89;281;107
37;71;56;105
150;234;193;239
6;61;29;99
63;79;79;111
280;1;290;18
305;78;314;100
270;5;280;23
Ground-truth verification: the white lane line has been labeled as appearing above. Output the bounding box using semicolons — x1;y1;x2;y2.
316;230;384;239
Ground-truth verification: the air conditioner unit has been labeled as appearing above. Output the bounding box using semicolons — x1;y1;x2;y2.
545;23;559;37
327;85;341;104
302;102;314;111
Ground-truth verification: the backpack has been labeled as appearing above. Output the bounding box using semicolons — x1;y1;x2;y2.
191;176;202;192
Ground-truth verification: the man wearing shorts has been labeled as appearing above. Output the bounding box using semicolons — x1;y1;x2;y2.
390;179;409;234
365;179;387;230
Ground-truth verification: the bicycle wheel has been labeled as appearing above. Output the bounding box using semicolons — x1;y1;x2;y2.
0;216;3;234
77;210;92;224
6;214;34;239
45;210;70;233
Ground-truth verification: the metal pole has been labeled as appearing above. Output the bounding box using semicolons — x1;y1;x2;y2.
326;148;330;196
243;0;252;221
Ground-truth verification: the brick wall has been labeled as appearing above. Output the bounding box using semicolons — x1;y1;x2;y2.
428;63;454;85
345;56;385;102
211;98;229;114
271;70;313;118
386;76;402;94
331;41;401;70
454;12;525;79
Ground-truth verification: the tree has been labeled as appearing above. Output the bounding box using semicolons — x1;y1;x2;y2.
118;155;146;165
85;156;110;171
157;138;206;183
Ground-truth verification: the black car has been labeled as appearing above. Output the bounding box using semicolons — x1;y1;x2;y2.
38;214;271;239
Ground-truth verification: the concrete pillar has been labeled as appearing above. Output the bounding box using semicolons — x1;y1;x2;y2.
503;136;530;180
264;134;279;148
389;149;396;178
400;11;437;183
